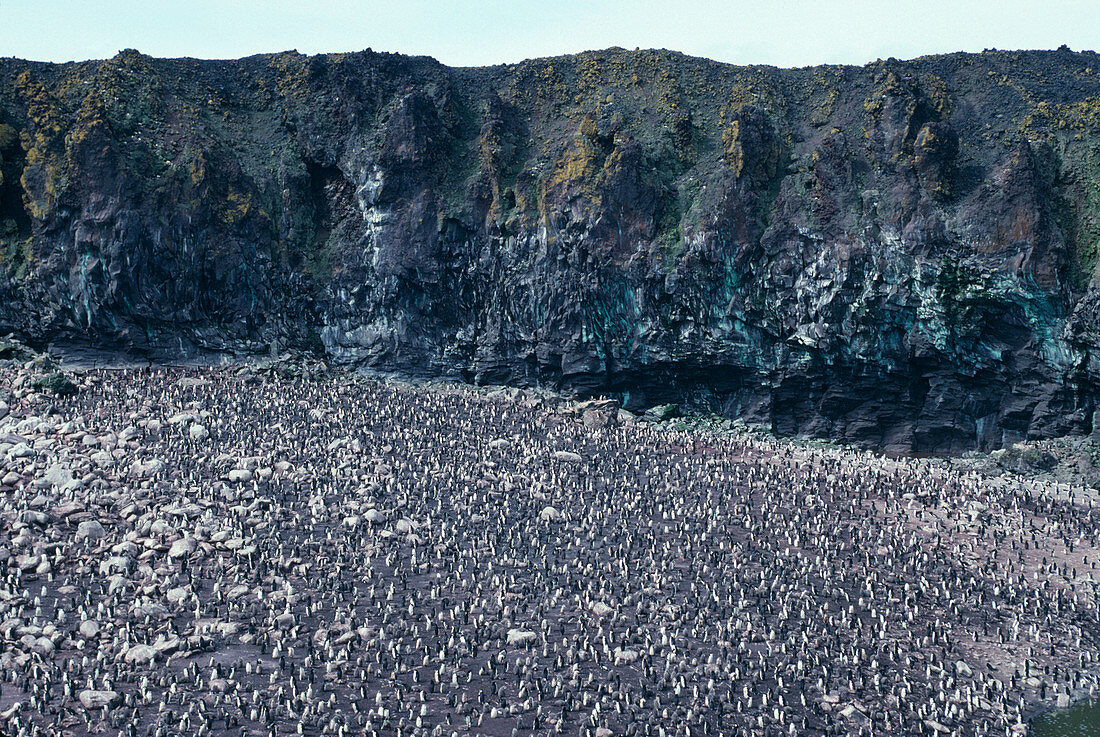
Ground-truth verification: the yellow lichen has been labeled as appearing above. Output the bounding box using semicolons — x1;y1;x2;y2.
14;71;69;220
221;189;253;225
722;120;744;177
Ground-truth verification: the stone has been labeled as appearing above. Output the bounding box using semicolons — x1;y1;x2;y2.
613;647;639;665
132;601;171;620
539;506;562;522
8;443;33;458
645;404;680;422
150;519;174;536
578;399;620;430
153;636;181;655
2;49;1100;453
132;458;166;477
226;584;250;600
78;620;101;638
78;690;118;710
168;536;198;558
75;519;105;540
209;677;235;693
123;644;157;665
166;586;190;604
189;424;209;442
99;556;132;575
53;501;86;518
590;601;614;617
506;629;537;646
552;450;582;463
28;636;54;656
15;554;41;572
42;464;73;488
20;509;49;525
227;468;253;483
582;407;615;429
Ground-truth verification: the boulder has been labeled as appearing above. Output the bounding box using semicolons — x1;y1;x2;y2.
506;629;537;646
227;468;253;483
99;555;133;575
76;520;106;541
123;644;157;665
613;647;639;665
8;443;33;459
590;601;614;617
645;404;680;422
577;399;620;430
167;536;198;559
42;464;73;488
539;506;562;522
78;690;118;710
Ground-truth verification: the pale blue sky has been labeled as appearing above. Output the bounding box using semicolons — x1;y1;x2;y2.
0;0;1097;68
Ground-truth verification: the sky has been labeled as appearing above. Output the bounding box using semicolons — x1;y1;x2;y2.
0;0;1098;69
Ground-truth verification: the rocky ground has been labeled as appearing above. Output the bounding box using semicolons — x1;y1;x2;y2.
0;353;1099;737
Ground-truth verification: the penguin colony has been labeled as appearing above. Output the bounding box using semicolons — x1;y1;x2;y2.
0;365;1097;737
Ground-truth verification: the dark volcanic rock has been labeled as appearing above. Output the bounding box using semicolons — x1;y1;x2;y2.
3;48;1100;451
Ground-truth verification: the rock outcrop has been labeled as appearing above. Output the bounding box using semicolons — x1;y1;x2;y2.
3;47;1100;451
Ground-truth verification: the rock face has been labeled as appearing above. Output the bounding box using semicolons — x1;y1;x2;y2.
3;47;1100;451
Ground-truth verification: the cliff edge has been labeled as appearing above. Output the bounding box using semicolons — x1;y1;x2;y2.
3;46;1100;451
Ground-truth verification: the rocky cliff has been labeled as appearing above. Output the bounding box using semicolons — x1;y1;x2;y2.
3;46;1100;451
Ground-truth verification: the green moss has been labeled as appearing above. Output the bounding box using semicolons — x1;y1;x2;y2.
933;258;1002;350
0;236;33;279
30;372;78;396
